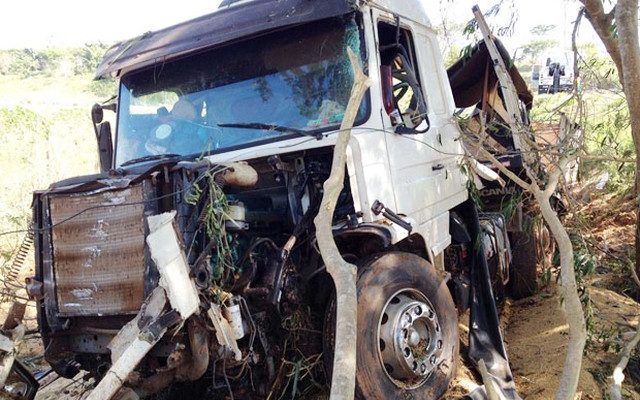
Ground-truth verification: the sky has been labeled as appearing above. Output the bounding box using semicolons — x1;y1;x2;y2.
0;1;223;49
0;0;602;54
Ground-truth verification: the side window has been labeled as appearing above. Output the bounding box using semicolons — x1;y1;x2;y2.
378;21;428;131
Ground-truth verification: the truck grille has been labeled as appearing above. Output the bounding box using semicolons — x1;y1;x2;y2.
48;185;146;316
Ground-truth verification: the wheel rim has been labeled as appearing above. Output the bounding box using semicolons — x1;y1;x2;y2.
377;289;443;388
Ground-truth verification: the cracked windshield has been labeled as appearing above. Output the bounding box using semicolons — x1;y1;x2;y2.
116;18;368;166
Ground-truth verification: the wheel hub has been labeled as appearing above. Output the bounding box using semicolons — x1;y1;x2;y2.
377;290;443;387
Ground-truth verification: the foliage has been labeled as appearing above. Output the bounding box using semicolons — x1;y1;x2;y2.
87;78;117;99
530;88;634;194
515;39;557;68
0;104;97;254
0;43;110;78
186;171;235;287
577;43;621;92
530;24;557;36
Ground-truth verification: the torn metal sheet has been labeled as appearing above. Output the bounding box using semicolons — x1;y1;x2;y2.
447;39;533;111
0;360;39;400
0;325;25;388
87;212;205;400
0;340;16;389
86;288;171;400
95;0;356;78
146;211;200;319
109;287;168;363
458;200;521;400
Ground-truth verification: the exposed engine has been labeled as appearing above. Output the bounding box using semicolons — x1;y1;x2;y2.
31;147;359;398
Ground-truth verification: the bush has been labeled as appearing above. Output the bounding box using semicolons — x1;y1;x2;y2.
0;43;111;78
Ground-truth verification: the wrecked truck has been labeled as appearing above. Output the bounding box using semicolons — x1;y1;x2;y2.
26;0;538;398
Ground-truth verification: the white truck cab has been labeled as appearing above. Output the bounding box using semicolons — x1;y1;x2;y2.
29;1;527;399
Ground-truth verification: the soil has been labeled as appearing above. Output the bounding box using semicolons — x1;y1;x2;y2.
446;190;639;399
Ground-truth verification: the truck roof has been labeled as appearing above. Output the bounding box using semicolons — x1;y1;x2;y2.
95;0;356;79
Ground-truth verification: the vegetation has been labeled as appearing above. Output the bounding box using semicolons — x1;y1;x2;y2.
0;44;116;268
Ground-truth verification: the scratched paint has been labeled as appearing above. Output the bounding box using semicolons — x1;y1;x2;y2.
71;288;94;300
89;220;110;240
101;189;131;206
82;246;102;268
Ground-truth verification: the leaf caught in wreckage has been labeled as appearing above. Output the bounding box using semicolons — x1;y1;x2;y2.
186;169;237;290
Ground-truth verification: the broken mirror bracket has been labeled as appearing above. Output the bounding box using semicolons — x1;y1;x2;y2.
371;200;413;233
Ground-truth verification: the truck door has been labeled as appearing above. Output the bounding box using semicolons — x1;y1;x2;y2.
372;12;467;226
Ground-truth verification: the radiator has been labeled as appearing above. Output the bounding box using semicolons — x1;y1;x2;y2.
48;185;146;316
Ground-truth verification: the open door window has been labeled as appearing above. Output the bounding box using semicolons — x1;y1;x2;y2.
378;21;429;133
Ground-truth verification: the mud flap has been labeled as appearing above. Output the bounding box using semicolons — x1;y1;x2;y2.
458;199;521;400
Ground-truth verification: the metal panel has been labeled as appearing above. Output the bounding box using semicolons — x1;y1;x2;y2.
95;0;355;78
49;186;146;316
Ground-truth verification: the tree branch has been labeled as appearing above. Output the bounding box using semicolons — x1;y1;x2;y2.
313;47;370;400
610;326;640;400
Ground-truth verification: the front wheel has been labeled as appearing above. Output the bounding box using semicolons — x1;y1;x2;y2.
353;252;458;399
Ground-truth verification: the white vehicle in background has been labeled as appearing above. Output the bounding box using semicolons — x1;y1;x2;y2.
532;52;574;94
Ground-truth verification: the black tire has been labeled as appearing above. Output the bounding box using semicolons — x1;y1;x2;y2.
349;252;459;399
508;217;538;299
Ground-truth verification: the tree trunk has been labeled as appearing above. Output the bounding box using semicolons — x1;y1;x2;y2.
615;0;640;282
313;48;370;400
537;195;587;400
580;0;624;80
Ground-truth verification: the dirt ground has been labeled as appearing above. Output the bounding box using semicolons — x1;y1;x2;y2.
446;281;640;399
446;190;640;399
505;287;605;399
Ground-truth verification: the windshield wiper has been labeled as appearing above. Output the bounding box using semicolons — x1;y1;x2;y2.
218;122;323;140
121;153;181;167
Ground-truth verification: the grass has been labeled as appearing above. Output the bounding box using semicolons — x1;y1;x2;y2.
0;73;105;264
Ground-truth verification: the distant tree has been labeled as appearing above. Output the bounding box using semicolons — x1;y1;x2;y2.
515;24;558;71
73;43;110;75
517;38;558;66
0;44;110;78
530;24;557;36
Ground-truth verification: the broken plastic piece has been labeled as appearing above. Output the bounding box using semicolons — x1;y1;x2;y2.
207;306;242;361
146;211;200;318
